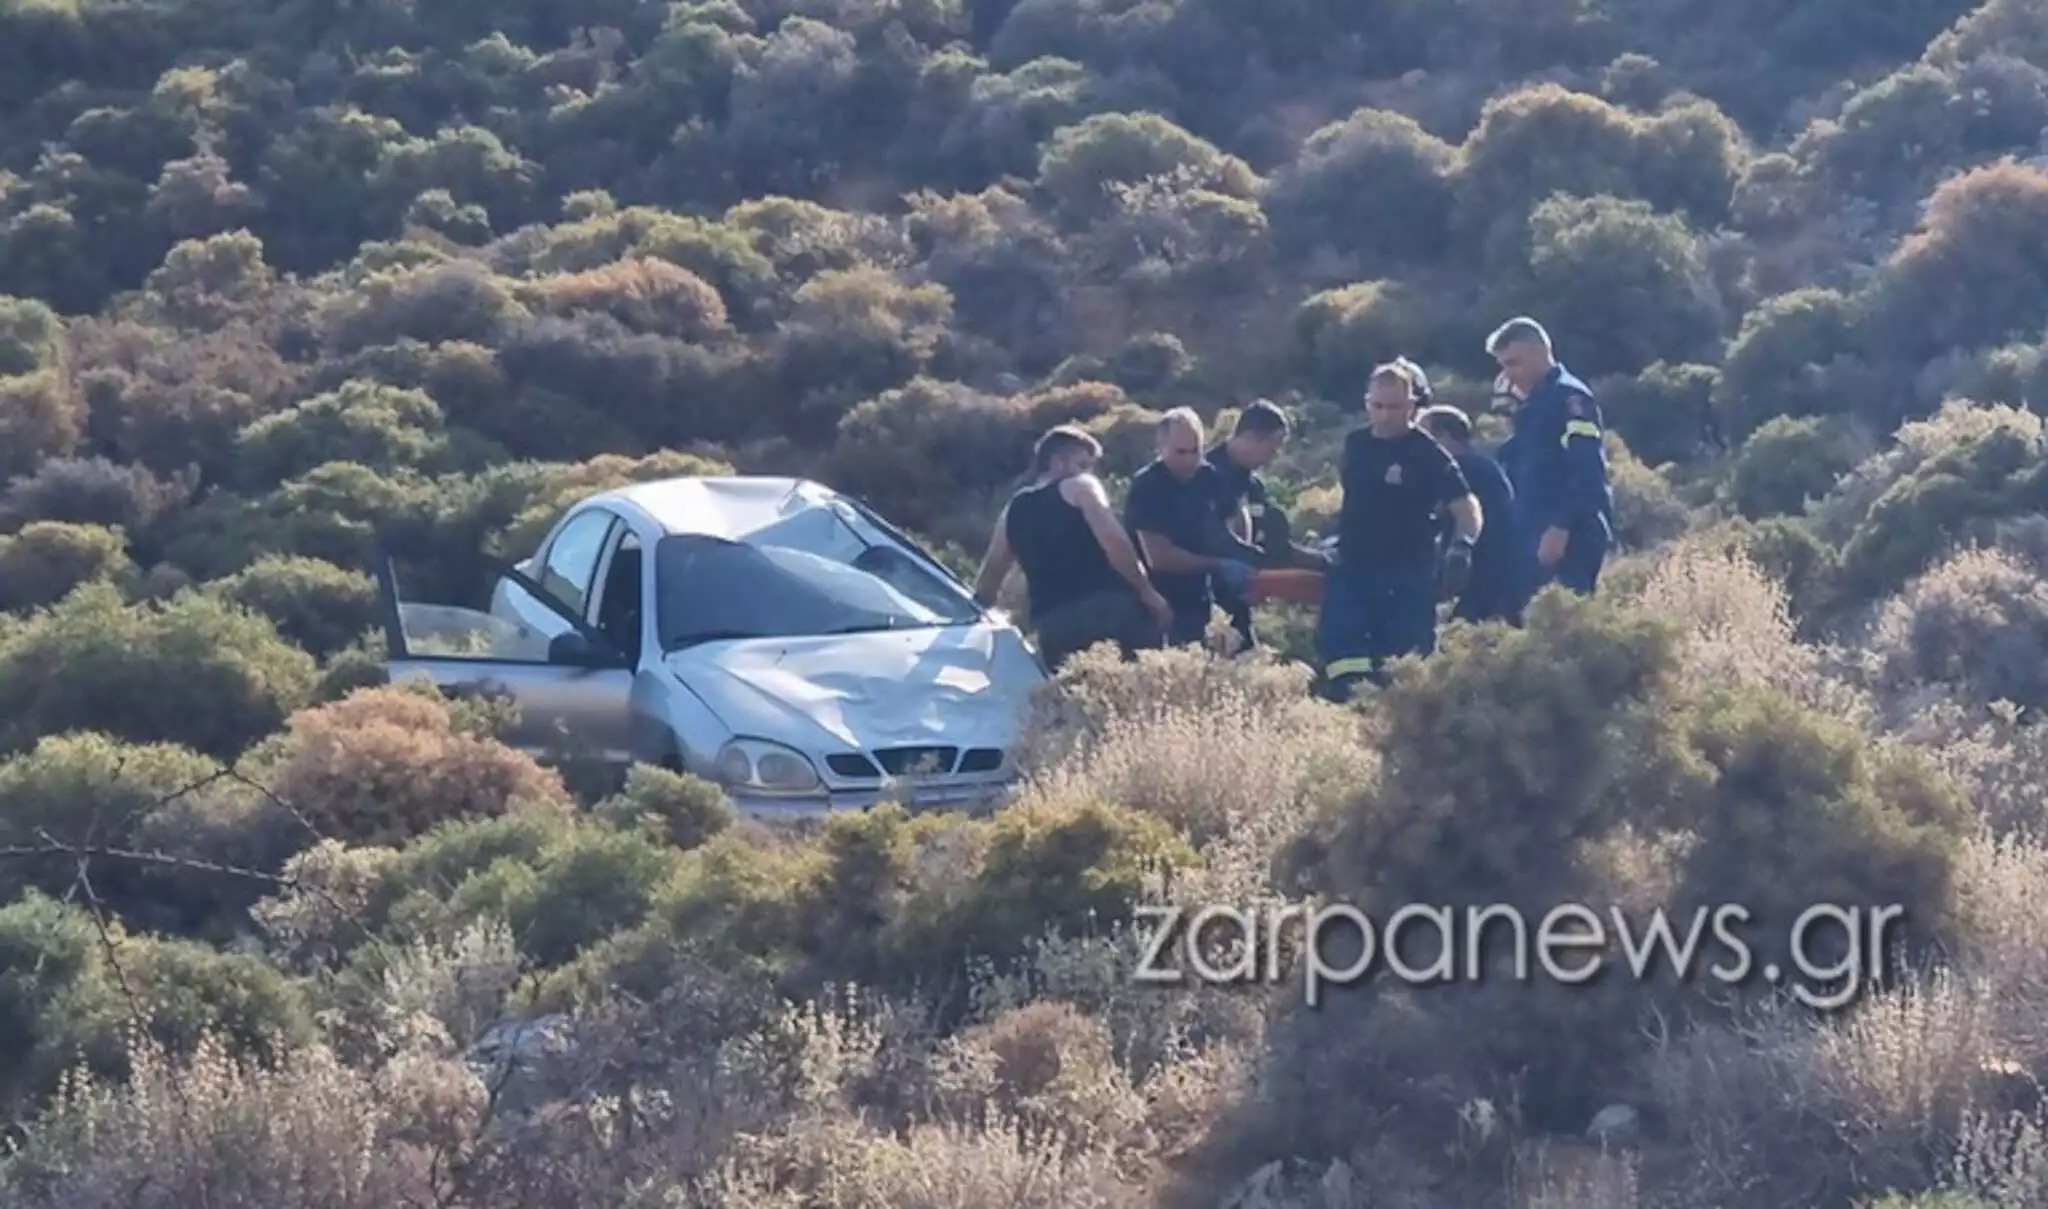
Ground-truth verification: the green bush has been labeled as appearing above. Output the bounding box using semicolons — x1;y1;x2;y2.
204;554;380;659
0;522;137;613
1674;685;1968;990
0;583;318;761
0;733;288;939
1727;414;1874;520
593;763;736;851
0;893;315;1107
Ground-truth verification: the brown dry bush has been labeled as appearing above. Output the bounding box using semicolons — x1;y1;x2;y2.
1641;970;2014;1206
257;684;574;846
1018;640;1371;861
0;1034;436;1209
686;989;1158;1209
1949;830;2048;1066
932;999;1150;1150
1618;534;1858;712
529;256;733;342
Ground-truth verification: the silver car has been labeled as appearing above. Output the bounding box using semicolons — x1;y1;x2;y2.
373;475;1049;817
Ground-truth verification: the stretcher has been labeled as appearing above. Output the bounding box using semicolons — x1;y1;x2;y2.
1245;567;1325;605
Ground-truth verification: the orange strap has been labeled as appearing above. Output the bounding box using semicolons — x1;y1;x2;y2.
1246;568;1325;605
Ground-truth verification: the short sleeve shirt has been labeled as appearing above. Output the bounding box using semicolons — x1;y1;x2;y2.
1124;459;1227;612
1337;426;1471;568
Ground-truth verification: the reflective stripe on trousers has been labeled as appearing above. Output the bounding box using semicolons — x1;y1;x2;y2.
1316;562;1437;682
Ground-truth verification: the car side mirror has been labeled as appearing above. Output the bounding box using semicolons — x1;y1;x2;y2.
548;630;623;668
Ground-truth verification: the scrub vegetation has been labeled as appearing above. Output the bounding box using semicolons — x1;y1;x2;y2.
5;0;2048;1204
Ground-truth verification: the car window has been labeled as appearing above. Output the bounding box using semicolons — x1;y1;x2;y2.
654;515;981;649
538;510;615;618
594;530;644;661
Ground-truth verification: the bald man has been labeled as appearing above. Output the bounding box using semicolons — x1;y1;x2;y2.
1123;407;1256;647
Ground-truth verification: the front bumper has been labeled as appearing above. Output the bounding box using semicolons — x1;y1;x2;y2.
727;775;1021;821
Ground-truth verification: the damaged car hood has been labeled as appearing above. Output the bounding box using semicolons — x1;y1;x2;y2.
662;623;1046;752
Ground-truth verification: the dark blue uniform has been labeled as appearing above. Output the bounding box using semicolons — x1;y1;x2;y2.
1320;424;1470;694
1124;458;1233;646
1203;443;1269;652
1442;449;1519;624
1499;364;1613;609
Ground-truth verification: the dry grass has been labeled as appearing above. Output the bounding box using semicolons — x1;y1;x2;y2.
1;1033;439;1208
1618;533;1871;721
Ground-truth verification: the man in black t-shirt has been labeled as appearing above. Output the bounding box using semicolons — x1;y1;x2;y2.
1318;361;1483;698
1203;399;1314;653
1124;407;1256;647
1419;403;1520;625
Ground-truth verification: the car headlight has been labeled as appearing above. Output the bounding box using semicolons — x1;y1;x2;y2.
713;737;822;795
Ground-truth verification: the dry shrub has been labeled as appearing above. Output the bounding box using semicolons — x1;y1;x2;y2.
936;1000;1150;1150
370;918;525;1054
1512;1140;1640;1209
989;642;1350;1109
1622;534;1867;719
1950;830;2048;1065
965;916;1267;1092
700;1110;1153;1208
1015;641;1324;770
1807;971;2003;1166
1644;970;2009;1205
0;1033;441;1208
1895;699;2048;835
250;838;404;970
694;990;1156;1208
260;685;573;845
1872;547;2048;714
532;257;731;341
1163;982;1537;1209
1139;1036;1259;1168
1019;641;1372;884
1942;1102;2048;1204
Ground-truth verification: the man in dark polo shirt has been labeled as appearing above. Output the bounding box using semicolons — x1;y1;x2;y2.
1124;407;1256;648
1419;402;1520;625
1318;361;1483;698
1203;399;1294;653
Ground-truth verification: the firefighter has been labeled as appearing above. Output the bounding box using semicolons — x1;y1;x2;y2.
1203;399;1321;653
1486;316;1613;607
1318;361;1482;699
1418;403;1520;625
1125;407;1258;648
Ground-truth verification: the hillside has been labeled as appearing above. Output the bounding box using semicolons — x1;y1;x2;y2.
7;0;2048;1204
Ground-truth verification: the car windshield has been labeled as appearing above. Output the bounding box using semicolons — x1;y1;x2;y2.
654;506;981;649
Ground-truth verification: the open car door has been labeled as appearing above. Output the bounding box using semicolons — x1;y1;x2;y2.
372;536;638;768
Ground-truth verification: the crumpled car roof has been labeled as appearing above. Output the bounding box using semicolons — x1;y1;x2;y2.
590;476;850;541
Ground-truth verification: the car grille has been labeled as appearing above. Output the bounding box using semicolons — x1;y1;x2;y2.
824;746;1006;780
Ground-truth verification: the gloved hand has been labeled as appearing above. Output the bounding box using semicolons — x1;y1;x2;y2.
1438;536;1473;601
1212;558;1256;594
1316;534;1341;568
